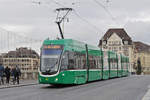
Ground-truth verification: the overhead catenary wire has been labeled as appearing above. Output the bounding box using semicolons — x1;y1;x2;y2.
33;0;104;35
73;10;103;33
93;0;119;25
45;0;121;28
41;0;103;33
57;2;104;33
0;27;42;43
51;0;66;8
0;27;43;54
32;0;66;8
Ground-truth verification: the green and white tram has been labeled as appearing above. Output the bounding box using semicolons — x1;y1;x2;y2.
38;39;129;85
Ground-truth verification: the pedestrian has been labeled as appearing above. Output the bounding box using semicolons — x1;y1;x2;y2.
15;66;21;84
5;66;11;84
0;64;4;85
11;66;21;85
11;66;16;85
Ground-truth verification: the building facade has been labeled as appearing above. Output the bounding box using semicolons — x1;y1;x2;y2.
98;28;134;72
0;55;2;65
1;47;40;79
133;42;150;74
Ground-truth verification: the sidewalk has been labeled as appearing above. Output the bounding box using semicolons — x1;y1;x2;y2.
142;85;150;100
0;80;38;89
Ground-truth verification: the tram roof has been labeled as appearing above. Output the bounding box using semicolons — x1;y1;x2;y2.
43;39;102;55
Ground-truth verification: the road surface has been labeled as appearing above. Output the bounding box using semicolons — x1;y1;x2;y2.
0;75;150;100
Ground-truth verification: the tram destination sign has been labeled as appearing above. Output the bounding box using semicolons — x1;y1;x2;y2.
43;45;63;49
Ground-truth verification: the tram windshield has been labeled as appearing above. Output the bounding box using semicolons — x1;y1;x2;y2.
40;45;63;75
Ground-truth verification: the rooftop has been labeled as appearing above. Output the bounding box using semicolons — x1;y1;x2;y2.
99;28;132;46
134;41;150;52
3;47;39;58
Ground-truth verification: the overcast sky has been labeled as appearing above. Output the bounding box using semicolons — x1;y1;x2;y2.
0;0;150;47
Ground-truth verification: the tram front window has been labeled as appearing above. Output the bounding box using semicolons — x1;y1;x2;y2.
40;45;63;75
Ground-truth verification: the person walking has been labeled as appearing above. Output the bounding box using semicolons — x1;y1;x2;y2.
11;66;16;85
15;66;21;84
5;66;11;84
11;66;21;85
0;64;4;85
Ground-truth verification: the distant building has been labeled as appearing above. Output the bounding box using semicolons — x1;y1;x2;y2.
0;55;2;65
133;41;150;74
98;28;134;72
2;47;40;79
0;53;7;65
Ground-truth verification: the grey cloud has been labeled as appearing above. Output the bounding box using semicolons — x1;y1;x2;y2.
0;0;150;48
125;21;150;44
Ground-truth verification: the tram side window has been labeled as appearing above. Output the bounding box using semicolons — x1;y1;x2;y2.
112;59;114;69
111;58;117;69
79;54;86;69
61;51;69;70
76;52;83;69
95;57;98;68
125;61;128;70
88;55;102;69
67;51;86;70
127;62;129;70
114;58;118;69
73;52;79;69
113;59;115;69
109;58;115;69
95;56;101;69
68;52;75;69
124;62;125;70
99;56;103;69
122;60;126;70
122;61;125;70
89;56;93;69
89;56;96;69
109;58;112;69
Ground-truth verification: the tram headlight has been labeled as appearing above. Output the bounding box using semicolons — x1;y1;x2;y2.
55;78;58;82
62;73;65;76
45;78;48;81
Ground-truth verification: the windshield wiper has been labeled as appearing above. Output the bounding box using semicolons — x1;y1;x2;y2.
43;60;58;73
51;60;58;68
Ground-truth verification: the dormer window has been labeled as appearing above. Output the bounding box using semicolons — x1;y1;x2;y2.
124;41;128;45
109;41;111;44
103;40;107;45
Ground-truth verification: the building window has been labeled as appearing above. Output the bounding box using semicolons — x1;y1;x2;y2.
114;41;118;45
109;47;111;50
103;41;107;45
123;47;128;51
124;41;128;45
109;41;111;44
113;47;118;50
103;46;107;49
119;47;121;50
